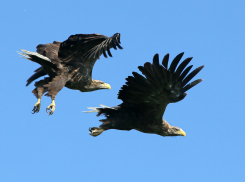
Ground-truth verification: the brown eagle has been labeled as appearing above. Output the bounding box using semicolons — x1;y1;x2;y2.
84;52;204;137
19;33;123;115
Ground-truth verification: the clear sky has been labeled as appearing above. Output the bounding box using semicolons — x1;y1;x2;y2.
1;0;245;181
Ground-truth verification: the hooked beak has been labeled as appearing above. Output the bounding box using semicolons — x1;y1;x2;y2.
177;129;186;137
102;83;111;90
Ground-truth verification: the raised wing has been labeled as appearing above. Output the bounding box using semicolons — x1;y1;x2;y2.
24;33;122;86
58;33;123;64
118;52;204;120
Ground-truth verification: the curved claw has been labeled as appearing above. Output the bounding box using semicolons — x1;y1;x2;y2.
46;100;55;115
32;99;41;114
32;105;40;114
89;127;104;137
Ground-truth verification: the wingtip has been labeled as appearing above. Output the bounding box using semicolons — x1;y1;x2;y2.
153;53;159;62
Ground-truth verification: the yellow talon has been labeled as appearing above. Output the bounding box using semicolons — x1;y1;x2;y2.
46;100;55;115
32;98;41;114
89;127;104;137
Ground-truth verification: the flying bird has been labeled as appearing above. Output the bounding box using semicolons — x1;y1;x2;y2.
19;33;123;115
84;52;204;137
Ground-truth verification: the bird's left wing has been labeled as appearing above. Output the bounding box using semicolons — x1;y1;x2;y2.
118;53;204;121
36;41;61;58
25;41;62;86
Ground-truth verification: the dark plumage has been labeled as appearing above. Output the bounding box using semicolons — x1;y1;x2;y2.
85;52;204;137
19;33;123;115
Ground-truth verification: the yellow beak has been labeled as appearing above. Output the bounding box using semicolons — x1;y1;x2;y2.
177;129;186;137
102;83;111;90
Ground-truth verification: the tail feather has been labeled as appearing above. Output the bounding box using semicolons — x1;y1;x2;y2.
18;49;57;72
83;104;115;113
83;107;101;113
18;49;52;62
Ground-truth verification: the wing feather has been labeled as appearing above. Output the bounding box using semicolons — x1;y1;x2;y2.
175;57;192;76
169;52;184;72
178;65;193;82
112;39;117;50
118;53;204;120
162;53;169;69
182;79;203;93
58;33;122;63
56;33;122;76
106;41;112;57
181;66;204;86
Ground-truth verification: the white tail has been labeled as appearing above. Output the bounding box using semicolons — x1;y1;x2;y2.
82;104;110;113
17;49;52;62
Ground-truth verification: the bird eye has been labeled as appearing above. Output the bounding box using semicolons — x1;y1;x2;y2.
173;128;179;131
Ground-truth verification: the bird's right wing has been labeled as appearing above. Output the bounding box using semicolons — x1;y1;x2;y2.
57;33;123;65
118;53;204;121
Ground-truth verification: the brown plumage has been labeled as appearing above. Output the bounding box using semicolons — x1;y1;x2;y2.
85;52;204;137
19;33;123;115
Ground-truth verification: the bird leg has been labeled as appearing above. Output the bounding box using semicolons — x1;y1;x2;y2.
32;98;41;114
89;127;104;137
46;99;55;115
43;70;72;115
32;77;51;114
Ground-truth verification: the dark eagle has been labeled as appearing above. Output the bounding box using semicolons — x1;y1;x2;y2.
19;33;123;115
85;52;204;137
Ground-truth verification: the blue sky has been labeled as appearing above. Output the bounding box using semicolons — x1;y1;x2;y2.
1;0;245;181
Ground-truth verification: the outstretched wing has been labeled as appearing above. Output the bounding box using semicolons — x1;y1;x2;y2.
118;52;204;121
58;33;123;65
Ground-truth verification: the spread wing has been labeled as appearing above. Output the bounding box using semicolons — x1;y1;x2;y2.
118;52;204;121
58;33;123;65
24;33;122;86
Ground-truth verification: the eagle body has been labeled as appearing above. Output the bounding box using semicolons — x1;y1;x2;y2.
19;33;123;115
95;105;172;136
85;52;204;137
